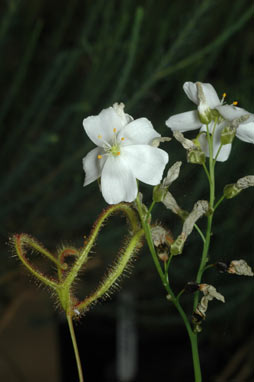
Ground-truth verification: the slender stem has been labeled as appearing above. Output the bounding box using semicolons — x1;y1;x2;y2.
164;281;202;381
165;252;174;274
194;214;213;302
136;196;202;381
67;314;84;382
146;200;156;221
136;196;165;285
194;224;206;244
190;334;202;382
194;122;216;310
214;194;225;211
202;162;210;183
214;143;223;163
176;289;185;300
203;264;215;273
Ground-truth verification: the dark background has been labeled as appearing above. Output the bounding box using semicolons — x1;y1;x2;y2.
0;0;253;381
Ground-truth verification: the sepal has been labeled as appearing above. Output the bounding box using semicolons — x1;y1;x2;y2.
224;175;254;199
196;82;212;124
223;183;241;199
187;148;206;165
220;126;236;145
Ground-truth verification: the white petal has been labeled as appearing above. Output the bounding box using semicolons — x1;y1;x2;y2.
121;145;168;185
82;147;106;186
83;107;124;147
199;83;220;108
183;82;199;104
216;105;251;121
166;110;201;132
101;155;137;204
183;82;220;108
198;125;231;162
118;117;160;145
236;122;254;143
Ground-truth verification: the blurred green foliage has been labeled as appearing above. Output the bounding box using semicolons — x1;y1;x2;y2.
0;0;253;378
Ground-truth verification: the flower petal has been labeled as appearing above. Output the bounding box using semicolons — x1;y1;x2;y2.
200;83;220;108
166;110;201;132
198;125;231;162
83;147;106;186
183;82;220;108
118;117;160;145
83;107;124;147
183;82;199;104
216;105;251;121
121;145;168;185
101;155;137;204
236;122;254;143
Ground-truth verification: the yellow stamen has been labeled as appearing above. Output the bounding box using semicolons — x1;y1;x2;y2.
97;155;102;159
121;137;125;141
113;128;117;133
98;134;102;139
233;101;238;106
116;152;120;156
222;92;227;98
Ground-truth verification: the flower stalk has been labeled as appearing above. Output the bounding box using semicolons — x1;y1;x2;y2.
193;121;216;311
135;195;202;381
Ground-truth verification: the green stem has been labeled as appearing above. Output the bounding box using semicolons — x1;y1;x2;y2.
135;196;165;285
214;143;223;163
194;123;216;310
164;280;202;381
194;214;213;309
194;224;206;244
146;200;156;221
202;162;210;183
135;196;202;381
214;194;225;211
67;314;84;382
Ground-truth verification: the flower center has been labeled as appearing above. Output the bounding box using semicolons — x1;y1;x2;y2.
97;128;124;159
109;144;121;156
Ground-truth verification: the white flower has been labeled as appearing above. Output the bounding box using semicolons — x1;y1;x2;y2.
166;82;254;161
82;103;169;204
